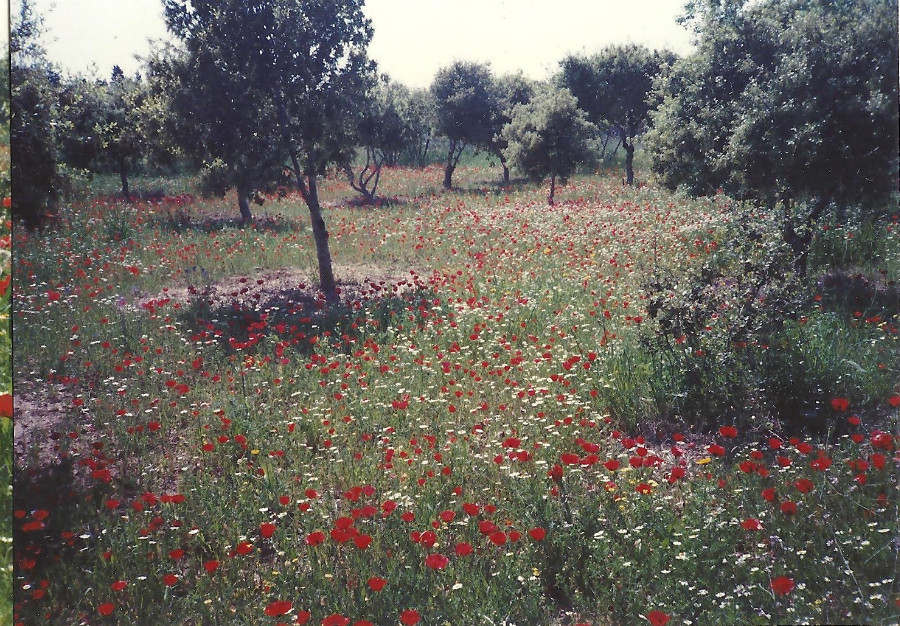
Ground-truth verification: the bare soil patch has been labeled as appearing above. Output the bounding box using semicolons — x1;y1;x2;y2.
13;379;98;474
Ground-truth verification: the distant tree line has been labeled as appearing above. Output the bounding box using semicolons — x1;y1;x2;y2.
9;0;898;296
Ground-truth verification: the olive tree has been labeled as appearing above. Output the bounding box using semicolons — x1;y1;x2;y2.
165;0;375;302
501;87;597;204
400;87;435;167
431;61;498;189
560;45;674;185
343;77;406;203
487;73;534;184
646;0;899;274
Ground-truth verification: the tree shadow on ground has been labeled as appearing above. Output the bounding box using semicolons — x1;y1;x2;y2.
153;208;302;236
452;177;534;196
173;272;437;359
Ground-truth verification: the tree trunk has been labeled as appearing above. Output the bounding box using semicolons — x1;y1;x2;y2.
237;187;252;225
500;155;510;185
305;167;338;304
548;174;556;205
783;193;833;277
443;144;456;190
622;132;635;186
118;157;130;198
274;94;338;304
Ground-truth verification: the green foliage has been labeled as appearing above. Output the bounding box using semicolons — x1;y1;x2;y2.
430;61;500;188
485;72;535;183
559;45;675;184
10;0;62;227
501;86;597;203
642;204;899;432
160;6;287;221
647;0;899;271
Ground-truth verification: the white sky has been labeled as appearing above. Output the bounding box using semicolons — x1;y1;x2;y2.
25;0;695;85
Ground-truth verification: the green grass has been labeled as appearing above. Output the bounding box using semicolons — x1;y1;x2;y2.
11;165;900;625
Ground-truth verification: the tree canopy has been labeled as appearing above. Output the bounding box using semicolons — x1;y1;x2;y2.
501;86;597;204
646;0;899;272
431;61;499;189
487;73;535;184
10;0;61;228
559;44;674;185
164;0;375;301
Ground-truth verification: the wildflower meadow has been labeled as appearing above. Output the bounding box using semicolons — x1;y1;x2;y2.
10;164;900;625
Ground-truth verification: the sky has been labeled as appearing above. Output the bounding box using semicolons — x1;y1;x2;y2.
24;0;695;86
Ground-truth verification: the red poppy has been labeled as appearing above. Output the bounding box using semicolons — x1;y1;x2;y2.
400;609;420;625
354;534;372;550
425;553;449;570
646;610;670;626
771;576;795;595
741;518;762;531
793;478;814;494
462;502;480;516
98;602;115;616
0;393;12;418
780;501;797;515
305;531;326;546
871;432;893;451
264;601;293;617
603;459;620;471
260;522;276;538
479;520;498;534
110;580;127;592
708;444;726;456
795;442;813;455
203;560;220;573
830;397;849;411
235;541;254;555
162;573;178;586
321;615;350;626
635;482;653;495
455;542;474;556
761;487;776;502
489;531;507;546
529;527;546;541
367;576;387;591
718;425;738;438
547;464;564;481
